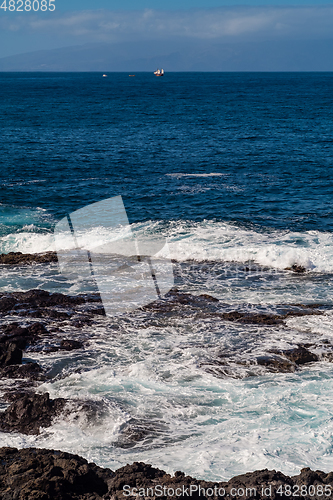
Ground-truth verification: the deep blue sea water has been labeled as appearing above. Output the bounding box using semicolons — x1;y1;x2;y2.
1;72;333;231
2;72;333;480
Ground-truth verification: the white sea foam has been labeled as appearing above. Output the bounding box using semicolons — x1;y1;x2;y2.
166;173;227;178
0;231;56;255
1;221;333;480
2;360;333;481
159;222;333;272
2;220;333;273
286;311;333;336
140;220;333;274
2;219;333;305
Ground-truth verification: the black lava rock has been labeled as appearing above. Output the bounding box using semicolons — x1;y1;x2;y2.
0;392;66;435
0;342;22;366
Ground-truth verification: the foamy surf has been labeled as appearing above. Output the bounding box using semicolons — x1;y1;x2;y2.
1;219;333;481
2;71;333;494
166;173;227;178
2;219;333;274
2;365;333;481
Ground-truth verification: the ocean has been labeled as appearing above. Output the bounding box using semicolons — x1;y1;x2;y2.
1;71;333;481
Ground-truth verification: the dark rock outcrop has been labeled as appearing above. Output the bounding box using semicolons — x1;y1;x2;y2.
256;355;296;372
216;311;283;325
0;296;16;314
114;418;168;449
0;341;22;366
0;362;44;380
280;346;319;365
0;447;333;500
0;289;104;320
0;322;49;380
0;447;112;499
0;392;66;435
0;288;323;328
0;290;86;316
256;347;319;372
142;289;323;325
60;339;84;351
33;339;85;354
12;289;86;309
0;251;58;265
0;322;48;346
285;264;307;273
108;462;333;500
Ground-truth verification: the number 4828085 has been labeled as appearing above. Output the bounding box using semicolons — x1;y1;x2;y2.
1;0;55;10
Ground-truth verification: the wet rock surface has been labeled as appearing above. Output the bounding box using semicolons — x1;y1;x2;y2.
278;346;319;365
0;322;46;345
0;289;100;435
0;288;325;328
0;254;332;494
113;418;168;449
285;264;307;273
60;339;84;351
256;354;296;373
143;289;324;325
0;288;328;388
0;392;66;435
200;340;329;378
0;251;58;265
0;447;332;499
0;284;329;443
108;462;333;500
0;289;88;315
0;341;23;366
0;361;45;380
253;347;319;373
0;447;112;500
0;290;96;381
31;339;85;354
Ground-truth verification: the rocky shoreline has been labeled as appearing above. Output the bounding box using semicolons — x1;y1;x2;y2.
0;446;331;499
0;254;331;432
0;252;332;498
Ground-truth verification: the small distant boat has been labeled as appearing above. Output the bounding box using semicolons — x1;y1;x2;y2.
154;69;164;77
129;75;135;77
103;74;107;77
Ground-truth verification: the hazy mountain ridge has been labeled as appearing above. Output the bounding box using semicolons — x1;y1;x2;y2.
1;38;333;71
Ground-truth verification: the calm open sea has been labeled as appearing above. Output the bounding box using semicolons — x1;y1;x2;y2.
1;72;333;480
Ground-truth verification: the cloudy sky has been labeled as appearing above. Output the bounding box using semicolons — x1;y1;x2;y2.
1;0;333;69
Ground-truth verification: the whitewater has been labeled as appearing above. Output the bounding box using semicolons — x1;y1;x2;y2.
1;71;333;483
0;219;333;481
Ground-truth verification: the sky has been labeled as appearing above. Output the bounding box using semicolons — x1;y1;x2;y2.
1;1;333;69
26;0;333;9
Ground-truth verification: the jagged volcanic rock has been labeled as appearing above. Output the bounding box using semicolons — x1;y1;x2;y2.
0;392;66;435
0;448;332;500
0;447;112;499
60;339;84;351
0;341;22;366
0;362;44;380
0;251;58;265
279;346;319;365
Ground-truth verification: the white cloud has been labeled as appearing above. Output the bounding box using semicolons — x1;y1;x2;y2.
1;6;333;43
